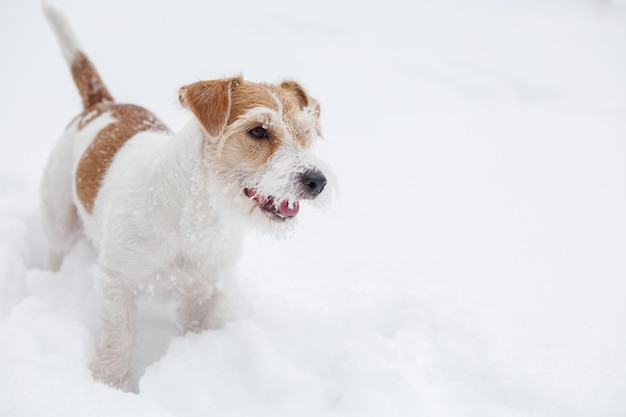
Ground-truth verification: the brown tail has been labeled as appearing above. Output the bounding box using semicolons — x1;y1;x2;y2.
43;2;114;109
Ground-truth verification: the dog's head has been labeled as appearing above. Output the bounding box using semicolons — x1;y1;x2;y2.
179;76;332;228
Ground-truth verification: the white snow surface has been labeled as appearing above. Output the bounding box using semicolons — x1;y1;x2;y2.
1;0;626;416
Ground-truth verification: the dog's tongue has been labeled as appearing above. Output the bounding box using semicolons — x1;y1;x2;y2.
279;200;300;217
245;188;300;218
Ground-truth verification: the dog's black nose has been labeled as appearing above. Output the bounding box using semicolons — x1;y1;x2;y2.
300;169;327;198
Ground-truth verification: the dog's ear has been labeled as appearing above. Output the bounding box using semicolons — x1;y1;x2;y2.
179;76;242;138
281;80;322;136
280;80;320;113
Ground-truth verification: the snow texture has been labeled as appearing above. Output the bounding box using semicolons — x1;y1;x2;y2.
1;0;625;416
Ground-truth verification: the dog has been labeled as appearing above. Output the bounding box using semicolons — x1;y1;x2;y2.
41;4;330;389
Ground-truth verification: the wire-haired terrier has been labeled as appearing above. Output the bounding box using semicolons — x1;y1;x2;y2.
41;4;332;389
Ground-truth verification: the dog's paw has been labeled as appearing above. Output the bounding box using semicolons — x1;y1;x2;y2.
90;353;131;391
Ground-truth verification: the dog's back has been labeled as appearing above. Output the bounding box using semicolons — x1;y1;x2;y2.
41;4;172;270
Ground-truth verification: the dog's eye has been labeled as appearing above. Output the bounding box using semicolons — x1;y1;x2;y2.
248;126;268;140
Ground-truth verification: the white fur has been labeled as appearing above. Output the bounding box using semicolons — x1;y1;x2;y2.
42;2;80;63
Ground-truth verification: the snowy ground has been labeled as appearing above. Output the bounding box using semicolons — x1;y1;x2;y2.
1;0;625;416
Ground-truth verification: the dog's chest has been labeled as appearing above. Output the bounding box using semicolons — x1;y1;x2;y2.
136;231;242;298
140;196;243;297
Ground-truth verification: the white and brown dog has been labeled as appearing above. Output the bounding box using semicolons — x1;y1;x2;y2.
41;4;330;389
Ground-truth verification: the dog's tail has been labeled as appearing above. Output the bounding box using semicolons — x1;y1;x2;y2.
43;2;114;109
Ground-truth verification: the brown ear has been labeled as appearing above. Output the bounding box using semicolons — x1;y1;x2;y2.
179;76;242;137
281;80;322;135
280;80;317;110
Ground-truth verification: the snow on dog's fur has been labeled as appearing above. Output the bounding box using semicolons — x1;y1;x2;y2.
40;3;332;389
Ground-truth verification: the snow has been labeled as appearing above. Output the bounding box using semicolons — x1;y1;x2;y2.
1;0;626;416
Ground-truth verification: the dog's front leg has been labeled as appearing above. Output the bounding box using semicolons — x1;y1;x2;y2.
177;283;227;333
90;264;136;390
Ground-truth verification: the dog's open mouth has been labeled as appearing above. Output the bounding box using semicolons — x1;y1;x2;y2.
244;188;300;221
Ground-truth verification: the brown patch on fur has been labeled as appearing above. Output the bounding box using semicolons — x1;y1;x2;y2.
71;52;114;109
204;80;322;179
228;83;281;125
213;120;275;173
229;81;319;148
75;103;170;213
218;82;313;168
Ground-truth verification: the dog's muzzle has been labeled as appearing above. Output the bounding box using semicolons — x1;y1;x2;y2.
243;168;327;222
